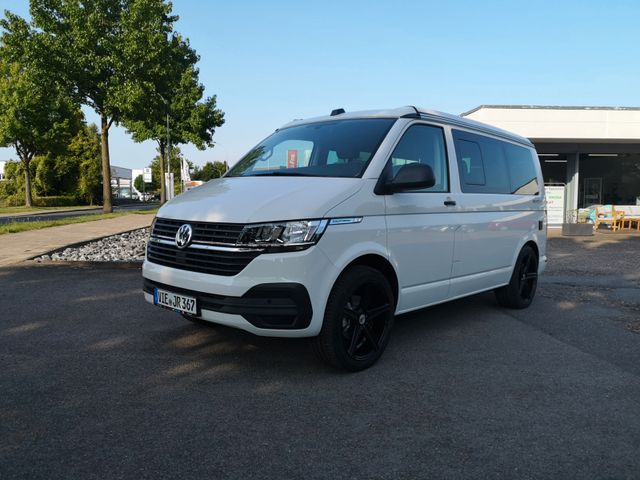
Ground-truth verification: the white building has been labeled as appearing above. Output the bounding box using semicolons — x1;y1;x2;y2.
110;165;132;199
0;160;7;181
462;106;640;219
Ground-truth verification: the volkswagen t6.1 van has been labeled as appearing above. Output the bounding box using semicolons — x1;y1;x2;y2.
143;106;547;371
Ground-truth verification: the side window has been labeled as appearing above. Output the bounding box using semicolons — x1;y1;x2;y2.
456;139;485;186
480;138;510;193
389;124;448;192
504;143;539;194
453;130;511;194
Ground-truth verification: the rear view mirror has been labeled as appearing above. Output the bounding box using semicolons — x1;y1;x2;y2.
384;163;435;193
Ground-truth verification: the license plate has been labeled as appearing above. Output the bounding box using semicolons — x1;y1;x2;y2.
154;288;197;315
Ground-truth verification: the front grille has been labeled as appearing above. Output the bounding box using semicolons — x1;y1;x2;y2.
152;217;244;244
147;218;259;276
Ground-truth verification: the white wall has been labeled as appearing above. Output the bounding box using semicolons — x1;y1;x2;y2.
464;107;640;142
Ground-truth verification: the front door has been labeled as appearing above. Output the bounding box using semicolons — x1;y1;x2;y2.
384;123;457;312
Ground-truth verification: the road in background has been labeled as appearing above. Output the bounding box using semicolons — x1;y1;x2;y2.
0;203;158;225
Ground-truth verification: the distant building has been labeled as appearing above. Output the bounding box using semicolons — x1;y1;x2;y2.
462;105;640;219
0;160;8;180
110;165;132;199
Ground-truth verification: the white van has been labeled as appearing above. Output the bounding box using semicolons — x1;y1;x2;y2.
143;106;546;371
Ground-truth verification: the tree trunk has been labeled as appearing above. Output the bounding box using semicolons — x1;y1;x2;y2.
100;115;113;213
23;157;33;208
159;141;166;204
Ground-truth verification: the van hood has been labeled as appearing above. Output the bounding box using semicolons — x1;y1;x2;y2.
156;176;363;224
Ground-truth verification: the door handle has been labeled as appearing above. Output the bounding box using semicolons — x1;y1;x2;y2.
444;200;456;206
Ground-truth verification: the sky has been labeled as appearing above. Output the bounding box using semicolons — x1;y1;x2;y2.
2;0;640;170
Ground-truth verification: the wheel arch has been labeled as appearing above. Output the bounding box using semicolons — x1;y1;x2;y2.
510;236;541;271
342;254;399;308
523;240;539;259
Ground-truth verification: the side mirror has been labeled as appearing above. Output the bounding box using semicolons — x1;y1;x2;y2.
383;163;436;194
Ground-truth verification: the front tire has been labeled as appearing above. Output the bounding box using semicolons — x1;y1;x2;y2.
495;245;539;309
314;266;395;371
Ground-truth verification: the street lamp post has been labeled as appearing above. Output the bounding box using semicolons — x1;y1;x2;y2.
159;94;172;201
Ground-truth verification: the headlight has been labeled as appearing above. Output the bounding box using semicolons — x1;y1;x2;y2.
238;219;329;251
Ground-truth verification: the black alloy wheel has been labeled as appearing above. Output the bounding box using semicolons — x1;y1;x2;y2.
495;244;539;309
315;266;395;371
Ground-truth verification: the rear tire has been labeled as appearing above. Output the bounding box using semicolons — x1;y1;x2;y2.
495;245;538;309
314;266;395;371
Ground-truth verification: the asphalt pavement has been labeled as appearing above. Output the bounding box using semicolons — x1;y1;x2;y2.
1;236;640;479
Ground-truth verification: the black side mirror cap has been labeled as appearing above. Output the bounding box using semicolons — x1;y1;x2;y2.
376;163;436;194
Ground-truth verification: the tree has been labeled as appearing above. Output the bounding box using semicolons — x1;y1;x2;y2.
28;0;180;213
25;123;101;203
0;160;29;204
72;124;103;205
134;172;158;193
192;161;229;181
124;34;224;204
0;15;81;206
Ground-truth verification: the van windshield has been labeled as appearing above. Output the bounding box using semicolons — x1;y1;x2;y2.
226;118;396;178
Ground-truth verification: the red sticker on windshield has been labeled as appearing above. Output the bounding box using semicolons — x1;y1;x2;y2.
287;150;298;168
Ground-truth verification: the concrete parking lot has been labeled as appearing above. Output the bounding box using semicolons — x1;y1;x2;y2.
1;233;639;479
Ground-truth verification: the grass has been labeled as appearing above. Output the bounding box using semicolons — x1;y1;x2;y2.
0;205;96;215
0;209;157;235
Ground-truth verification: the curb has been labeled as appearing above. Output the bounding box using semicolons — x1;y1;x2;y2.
27;260;142;269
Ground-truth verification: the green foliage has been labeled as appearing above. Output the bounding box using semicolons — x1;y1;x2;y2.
0;124;103;206
27;0;184;212
134;173;159;193
32;196;79;207
0;160;31;205
122;26;224;203
0;50;82;206
72;124;103;205
192;161;229;181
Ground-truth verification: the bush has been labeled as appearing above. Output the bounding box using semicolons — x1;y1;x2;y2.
32;196;82;207
0;193;25;208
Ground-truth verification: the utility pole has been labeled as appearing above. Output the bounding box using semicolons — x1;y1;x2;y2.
159;93;172;201
166;108;171;193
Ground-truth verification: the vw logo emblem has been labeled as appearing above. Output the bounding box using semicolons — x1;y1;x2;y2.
175;224;193;249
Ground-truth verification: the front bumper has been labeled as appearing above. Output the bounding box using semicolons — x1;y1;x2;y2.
142;244;339;337
143;278;312;329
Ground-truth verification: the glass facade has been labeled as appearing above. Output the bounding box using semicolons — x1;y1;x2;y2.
578;154;640;207
540;152;640;210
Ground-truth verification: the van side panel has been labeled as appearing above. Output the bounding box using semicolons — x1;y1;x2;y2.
449;201;541;297
449;130;545;298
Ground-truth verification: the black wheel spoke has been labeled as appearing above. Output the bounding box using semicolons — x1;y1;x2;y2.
347;325;362;356
362;324;380;351
365;303;391;321
519;278;529;297
524;254;534;272
524;272;537;280
342;308;358;321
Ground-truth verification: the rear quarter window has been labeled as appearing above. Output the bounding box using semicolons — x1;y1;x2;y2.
504;143;539;195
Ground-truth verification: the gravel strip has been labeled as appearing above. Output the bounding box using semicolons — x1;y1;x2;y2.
34;228;149;262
